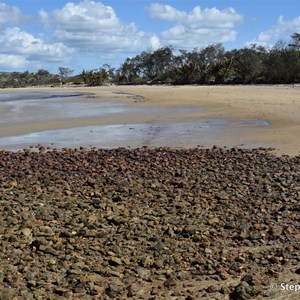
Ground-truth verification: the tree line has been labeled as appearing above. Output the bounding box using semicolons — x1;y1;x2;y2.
0;69;59;88
82;33;300;86
0;33;299;88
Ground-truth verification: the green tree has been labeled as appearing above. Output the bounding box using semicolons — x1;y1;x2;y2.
58;67;74;84
232;45;266;83
289;33;300;50
81;65;111;86
122;46;175;83
117;58;141;84
209;56;234;84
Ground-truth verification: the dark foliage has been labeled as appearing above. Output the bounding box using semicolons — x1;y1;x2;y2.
1;33;299;88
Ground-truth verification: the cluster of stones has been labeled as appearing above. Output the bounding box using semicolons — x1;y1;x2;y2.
0;146;299;299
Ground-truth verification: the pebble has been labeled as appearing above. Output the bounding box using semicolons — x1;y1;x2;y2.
164;276;177;287
109;257;123;266
0;147;299;299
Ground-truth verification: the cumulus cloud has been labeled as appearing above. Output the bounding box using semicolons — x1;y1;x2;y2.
0;27;74;69
0;2;74;70
149;3;186;21
0;54;27;69
40;0;160;54
247;16;300;46
150;34;161;50
148;3;243;48
0;2;23;25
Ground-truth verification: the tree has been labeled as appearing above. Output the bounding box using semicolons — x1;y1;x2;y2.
58;67;74;84
172;49;202;83
101;64;115;83
117;58;141;84
124;46;175;82
232;45;267;83
209;56;234;84
172;61;199;84
173;44;226;84
81;65;111;86
262;37;300;84
81;69;88;85
35;69;53;85
289;33;300;50
199;44;225;64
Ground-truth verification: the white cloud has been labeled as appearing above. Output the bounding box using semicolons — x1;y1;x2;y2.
0;2;23;25
0;27;74;69
150;34;161;50
247;16;300;46
149;3;186;21
148;3;243;48
0;54;27;69
40;0;159;54
0;2;74;70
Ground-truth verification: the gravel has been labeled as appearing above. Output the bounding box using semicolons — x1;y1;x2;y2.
0;146;299;299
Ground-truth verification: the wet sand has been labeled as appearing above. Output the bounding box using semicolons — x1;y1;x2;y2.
0;85;299;155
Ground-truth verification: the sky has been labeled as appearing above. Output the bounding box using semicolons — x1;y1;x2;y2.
0;0;299;74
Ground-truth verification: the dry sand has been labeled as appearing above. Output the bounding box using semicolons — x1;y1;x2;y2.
0;85;299;156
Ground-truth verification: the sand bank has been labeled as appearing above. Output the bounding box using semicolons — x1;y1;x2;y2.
0;85;299;155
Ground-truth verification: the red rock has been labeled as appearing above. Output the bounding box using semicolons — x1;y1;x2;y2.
271;225;283;237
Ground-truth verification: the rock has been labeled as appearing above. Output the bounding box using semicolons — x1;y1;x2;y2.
241;274;261;286
38;226;54;236
164;276;176;287
54;287;70;296
136;267;150;277
105;284;120;297
93;285;105;294
140;255;154;268
48;259;56;265
127;283;140;297
27;280;37;288
230;281;261;300
207;285;218;293
109;257;122;266
0;147;299;299
21;228;32;237
82;274;103;284
153;259;164;269
271;225;283;237
0;288;18;300
208;217;219;225
65;190;72;196
182;225;198;237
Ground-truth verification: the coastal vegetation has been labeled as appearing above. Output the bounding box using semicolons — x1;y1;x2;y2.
0;33;299;88
0;69;60;88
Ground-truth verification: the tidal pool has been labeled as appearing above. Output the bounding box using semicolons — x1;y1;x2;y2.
0;91;270;151
0;119;269;151
0;92;144;124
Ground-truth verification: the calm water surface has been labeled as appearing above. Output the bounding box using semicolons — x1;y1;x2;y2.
0;92;269;150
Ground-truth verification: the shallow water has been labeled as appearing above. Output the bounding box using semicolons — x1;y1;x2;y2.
0;92;146;124
0;92;270;150
0;119;269;150
0;92;83;102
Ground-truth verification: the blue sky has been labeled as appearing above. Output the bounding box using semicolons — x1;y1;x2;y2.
0;0;299;74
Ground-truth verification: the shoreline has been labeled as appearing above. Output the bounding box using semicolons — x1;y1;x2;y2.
0;85;299;156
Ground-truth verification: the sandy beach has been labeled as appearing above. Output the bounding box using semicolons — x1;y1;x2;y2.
1;87;299;298
0;85;299;156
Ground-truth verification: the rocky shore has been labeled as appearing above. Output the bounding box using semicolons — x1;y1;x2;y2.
0;146;299;299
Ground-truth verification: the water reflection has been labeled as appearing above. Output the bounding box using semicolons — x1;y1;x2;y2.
0;118;269;150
